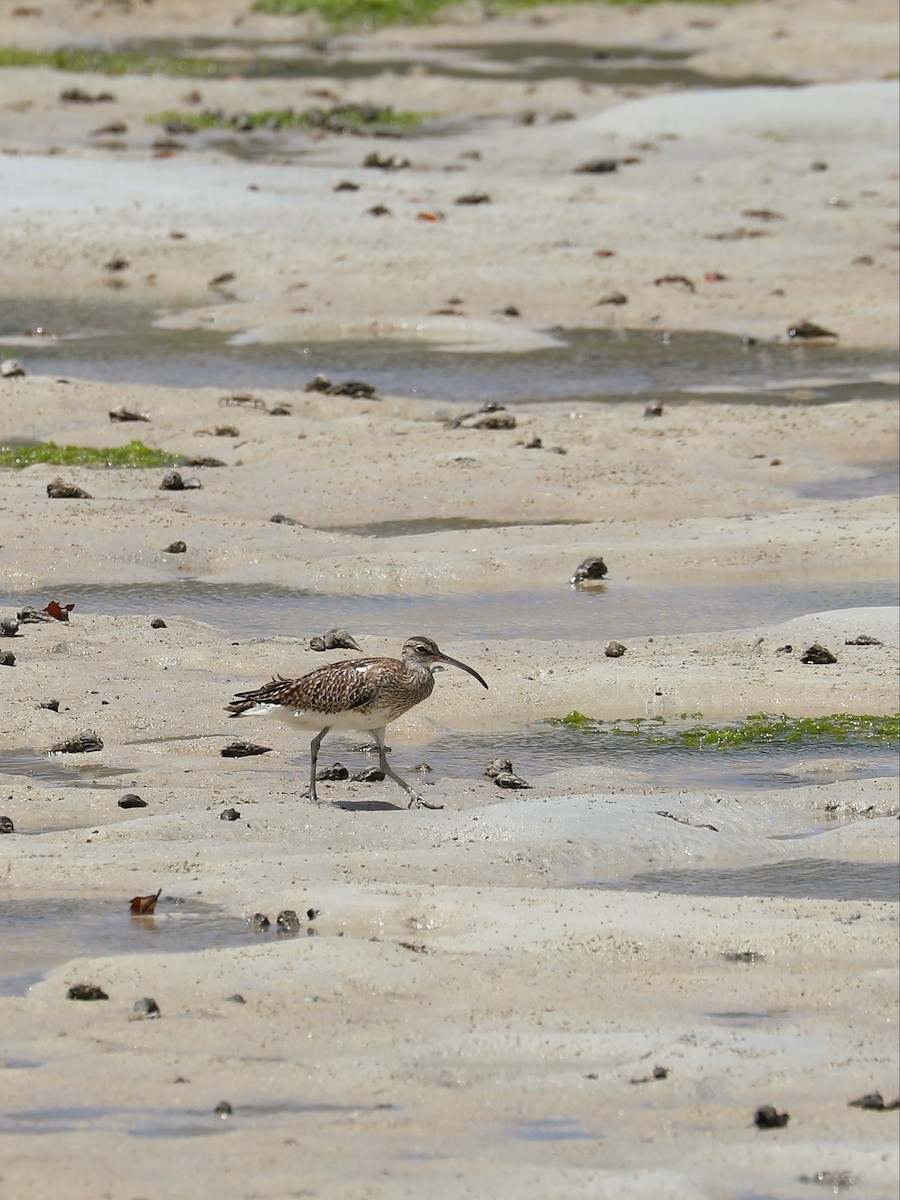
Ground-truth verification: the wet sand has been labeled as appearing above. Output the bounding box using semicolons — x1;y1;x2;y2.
0;3;899;1198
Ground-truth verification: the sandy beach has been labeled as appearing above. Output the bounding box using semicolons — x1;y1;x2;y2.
1;2;899;1198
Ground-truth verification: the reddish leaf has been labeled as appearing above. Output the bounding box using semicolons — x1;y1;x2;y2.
130;888;162;916
44;601;75;621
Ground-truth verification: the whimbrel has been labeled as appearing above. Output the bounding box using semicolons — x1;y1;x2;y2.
225;636;488;809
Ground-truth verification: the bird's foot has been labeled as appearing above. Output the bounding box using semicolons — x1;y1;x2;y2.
408;793;444;811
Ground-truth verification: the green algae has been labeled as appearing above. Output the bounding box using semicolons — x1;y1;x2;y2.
0;441;185;469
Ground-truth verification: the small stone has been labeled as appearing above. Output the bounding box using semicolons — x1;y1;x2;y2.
248;913;270;932
0;650;15;667
605;640;627;658
800;643;837;665
845;633;883;646
493;770;531;790
163;541;187;554
485;757;513;778
270;513;304;526
0;617;19;636
47;478;91;499
117;793;147;809
219;807;241;821
67;983;109;1001
109;406;150;422
39;698;60;711
306;908;319;921
226;993;246;1004
316;763;349;781
214;1101;233;1118
787;320;837;341
150;617;167;629
571;556;609;588
220;741;271;758
754;1105;789;1129
160;471;185;491
276;909;301;935
351;766;385;783
595;291;628;306
1;358;26;378
51;730;103;754
0;815;15;834
644;401;664;417
575;157;618;174
848;1091;898;1110
454;191;491;205
133;997;160;1018
310;629;360;651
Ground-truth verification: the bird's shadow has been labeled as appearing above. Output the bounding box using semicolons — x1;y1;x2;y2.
332;798;408;812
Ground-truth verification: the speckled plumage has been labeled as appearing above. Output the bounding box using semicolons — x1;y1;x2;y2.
226;636;488;809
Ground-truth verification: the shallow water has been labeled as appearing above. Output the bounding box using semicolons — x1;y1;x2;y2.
587;858;900;903
0;895;278;997
112;35;794;89
2;301;896;405
3;577;897;643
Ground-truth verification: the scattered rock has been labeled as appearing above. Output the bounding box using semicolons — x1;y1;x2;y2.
103;257;129;273
303;374;377;397
248;913;270;932
754;1105;789;1129
160;471;185;490
183;456;225;468
276;910;301;935
845;633;883;646
595;291;628;306
644;400;664;417
118;794;147;809
316;763;349;781
571;556;608;588
848;1091;900;1111
226;993;246;1004
109;406;150;422
723;951;765;963
67;984;109;1001
214;1101;233;1118
630;1066;669;1084
485;757;513;778
493;770;531;790
219;807;241;821
798;1172;854;1191
0;816;14;834
270;513;304;526
351;766;386;783
363;151;410;170
0;617;20;636
605;640;627;658
132;997;160;1018
800;643;837;665
39;699;60;711
787;320;838;341
18;607;51;623
150;617;167;629
1;358;26;378
51;730;103;754
220;741;272;758
455;191;491;204
451;403;516;430
47;478;91;499
60;88;115;103
575;157;618;174
309;629;360;652
163;541;187;554
0;650;15;667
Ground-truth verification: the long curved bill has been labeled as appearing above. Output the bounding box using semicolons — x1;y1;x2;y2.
434;652;488;690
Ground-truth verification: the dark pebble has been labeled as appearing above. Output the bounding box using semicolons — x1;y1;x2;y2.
605;640;627;658
67;984;109;1001
0;815;15;834
248;913;271;931
118;794;147;809
214;1101;233;1118
0;650;15;666
571;556;609;588
150;617;167;629
754;1105;789;1129
351;766;385;783
220;741;271;757
316;763;349;781
493;770;531;790
160;470;184;490
485;757;513;778
276;910;301;935
0;617;20;636
51;730;103;754
800;643;837;665
133;997;160;1018
163;541;187;554
40;699;60;711
219;808;241;821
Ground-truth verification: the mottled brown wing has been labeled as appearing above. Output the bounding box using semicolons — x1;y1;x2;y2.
227;659;385;716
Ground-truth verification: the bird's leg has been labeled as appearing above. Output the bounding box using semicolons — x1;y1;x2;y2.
308;726;330;804
372;728;443;811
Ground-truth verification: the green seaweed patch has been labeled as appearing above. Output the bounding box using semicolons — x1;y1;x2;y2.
151;104;432;132
249;0;741;27
0;46;232;77
548;710;900;748
0;440;185;469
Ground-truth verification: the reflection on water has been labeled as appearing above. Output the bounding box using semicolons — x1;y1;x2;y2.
2;578;897;643
1;300;896;404
586;858;900;902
